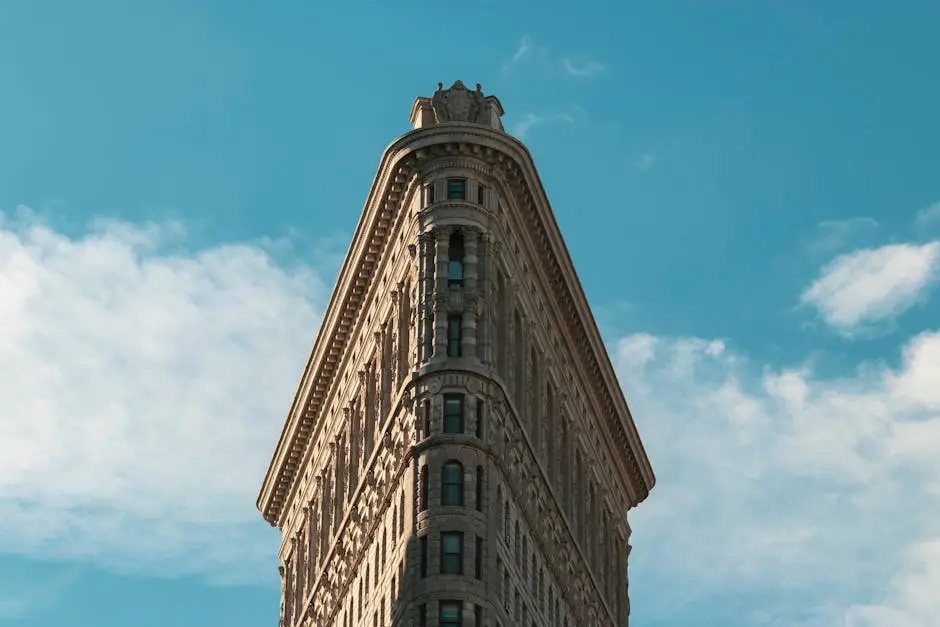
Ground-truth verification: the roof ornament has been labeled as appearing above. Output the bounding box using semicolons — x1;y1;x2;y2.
431;80;489;124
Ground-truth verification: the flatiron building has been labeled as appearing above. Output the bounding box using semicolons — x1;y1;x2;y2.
257;81;655;627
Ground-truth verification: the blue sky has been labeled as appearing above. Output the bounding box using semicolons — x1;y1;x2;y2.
1;1;939;626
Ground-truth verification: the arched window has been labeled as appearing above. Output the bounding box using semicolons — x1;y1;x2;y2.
448;231;464;286
441;461;464;506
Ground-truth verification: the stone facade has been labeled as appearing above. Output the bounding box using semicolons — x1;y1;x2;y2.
257;81;655;627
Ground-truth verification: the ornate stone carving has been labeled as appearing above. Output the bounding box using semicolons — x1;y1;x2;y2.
431;80;489;124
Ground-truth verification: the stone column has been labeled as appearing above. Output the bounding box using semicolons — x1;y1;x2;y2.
361;369;373;461
389;290;399;390
375;329;387;427
278;564;287;627
461;229;479;359
433;227;450;359
417;233;434;363
306;498;318;585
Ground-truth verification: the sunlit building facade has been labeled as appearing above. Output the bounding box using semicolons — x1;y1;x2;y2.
257;81;655;627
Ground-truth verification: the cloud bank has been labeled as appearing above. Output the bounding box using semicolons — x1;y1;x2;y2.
621;331;940;626
0;209;327;584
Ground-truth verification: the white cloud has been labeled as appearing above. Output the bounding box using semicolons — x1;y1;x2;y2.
0;209;328;584
511;112;575;139
619;330;940;625
561;57;605;77
799;241;940;334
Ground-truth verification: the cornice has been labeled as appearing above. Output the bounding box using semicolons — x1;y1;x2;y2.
257;122;654;527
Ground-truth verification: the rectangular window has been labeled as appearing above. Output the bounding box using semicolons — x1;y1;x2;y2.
422;399;431;437
420;465;429;510
475;604;483;627
419;604;427;627
426;184;436;205
475;536;483;579
441;532;463;574
420;535;428;577
477;184;486;205
447;315;462;357
440;601;462;627
443;395;464;433
475;466;484;511
475;399;484;439
446;179;466;200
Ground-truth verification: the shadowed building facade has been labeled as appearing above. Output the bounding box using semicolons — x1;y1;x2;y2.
257;81;655;627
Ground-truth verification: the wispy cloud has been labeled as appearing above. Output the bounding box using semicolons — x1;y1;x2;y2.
799;241;940;335
915;201;940;230
502;36;545;73
802;217;880;257
634;152;657;173
562;57;605;77
511;111;575;139
502;37;605;80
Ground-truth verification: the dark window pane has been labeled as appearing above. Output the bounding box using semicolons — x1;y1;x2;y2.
442;462;464;506
441;532;463;574
446;179;466;200
440;601;461;627
444;395;463;433
448;260;464;285
447;315;462;357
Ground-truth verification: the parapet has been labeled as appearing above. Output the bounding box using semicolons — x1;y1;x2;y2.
410;80;505;132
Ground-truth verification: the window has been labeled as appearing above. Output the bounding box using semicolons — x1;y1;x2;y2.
419;604;427;627
477;184;486;205
448;231;464;286
420;465;429;511
440;601;462;627
446;179;466;200
442;462;464;506
422;399;431;437
420;535;428;577
447;315;462;357
475;399;484;438
443;395;463;433
441;532;463;574
475;466;484;511
475;604;483;627
475;536;483;579
425;184;435;205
